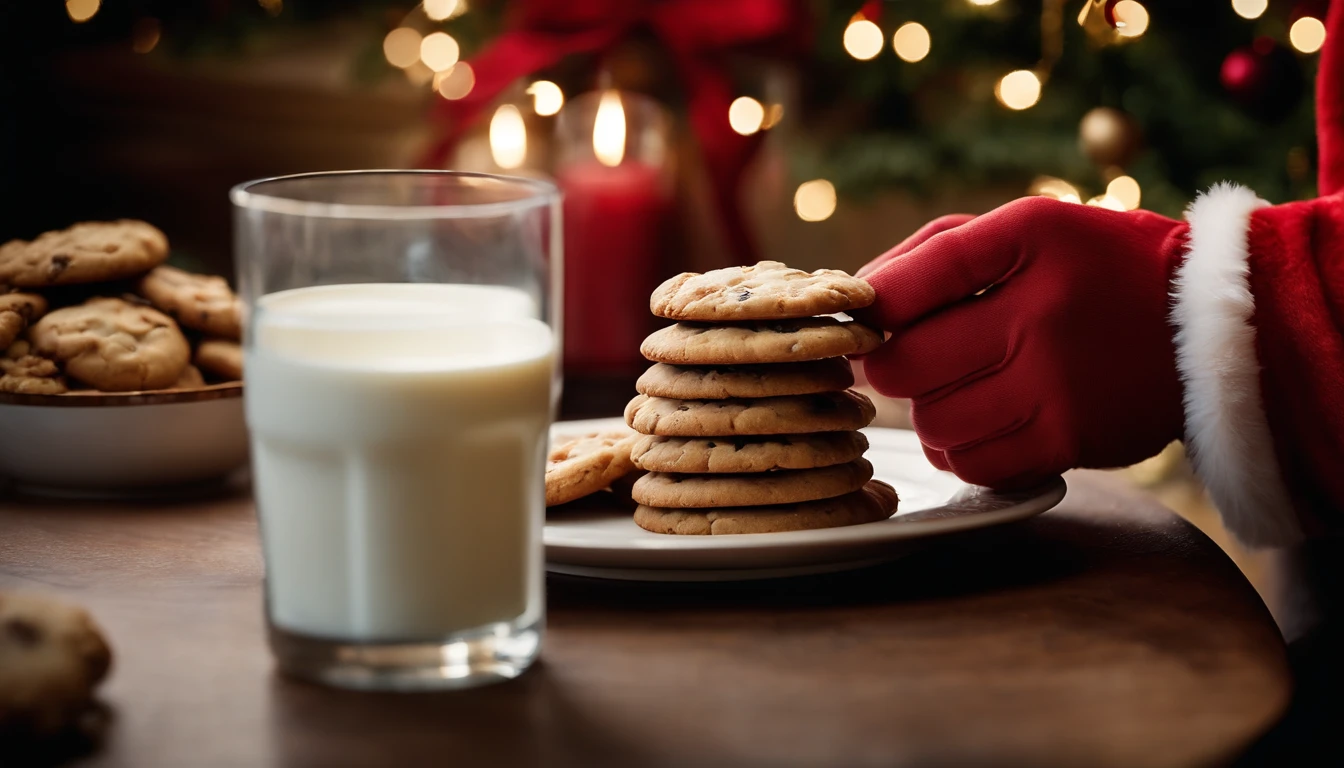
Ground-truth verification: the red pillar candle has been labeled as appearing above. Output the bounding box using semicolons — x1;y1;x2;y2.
555;90;672;374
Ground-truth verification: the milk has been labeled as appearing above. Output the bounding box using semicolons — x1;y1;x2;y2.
245;283;554;642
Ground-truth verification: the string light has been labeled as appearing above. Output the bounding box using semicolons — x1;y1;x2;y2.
383;27;423;69
435;63;475;100
1029;176;1082;204
131;18;161;53
795;180;837;222
424;0;461;21
1106;176;1142;210
1290;17;1326;54
843;16;884;61
996;70;1041;110
728;96;766;136
420;32;460;72
1231;0;1267;21
526;81;565;116
892;23;931;63
490;104;527;170
1112;1;1149;39
66;0;99;23
1086;194;1127;211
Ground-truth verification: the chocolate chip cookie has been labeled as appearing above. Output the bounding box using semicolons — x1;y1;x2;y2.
650;261;876;321
0;292;47;350
194;339;242;381
625;391;876;437
636;359;854;400
631;431;869;474
546;430;640;507
0;341;67;395
632;458;873;508
633;479;899;535
137;266;242;340
29;297;190;392
640;318;882;365
0;220;169;287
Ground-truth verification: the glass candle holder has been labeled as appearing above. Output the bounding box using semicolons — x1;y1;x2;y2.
554;90;673;375
230;170;560;691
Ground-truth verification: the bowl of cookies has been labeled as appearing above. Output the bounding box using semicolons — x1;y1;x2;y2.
0;220;247;493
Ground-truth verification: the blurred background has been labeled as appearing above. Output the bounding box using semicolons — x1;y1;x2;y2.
0;0;1329;610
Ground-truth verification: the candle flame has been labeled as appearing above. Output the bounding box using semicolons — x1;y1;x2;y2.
490;104;527;170
593;90;626;167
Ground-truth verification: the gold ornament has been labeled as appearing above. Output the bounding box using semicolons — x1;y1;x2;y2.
1078;107;1140;168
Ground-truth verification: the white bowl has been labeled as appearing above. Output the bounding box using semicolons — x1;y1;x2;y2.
0;383;248;494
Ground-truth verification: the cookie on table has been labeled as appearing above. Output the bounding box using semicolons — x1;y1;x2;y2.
0;342;67;395
0;292;47;350
636;359;854;400
632;458;874;508
634;480;899;535
546;431;639;507
0;220;168;288
650;260;875;322
0;591;113;743
137;266;241;340
194;339;243;381
632;432;869;474
28;297;189;392
641;318;882;366
625;391;877;437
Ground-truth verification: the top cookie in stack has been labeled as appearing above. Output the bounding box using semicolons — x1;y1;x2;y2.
625;261;899;535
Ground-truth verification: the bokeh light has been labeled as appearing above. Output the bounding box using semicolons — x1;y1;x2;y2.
996;70;1041;110
131;18;161;53
1113;1;1149;39
526;81;565;116
1290;17;1326;54
1106;176;1142;210
383;27;423;69
843;18;884;61
795;180;837;222
66;0;100;23
435;63;475;100
893;23;931;63
1231;0;1267;20
489;104;527;170
420;32;460;72
728;96;766;136
424;0;460;21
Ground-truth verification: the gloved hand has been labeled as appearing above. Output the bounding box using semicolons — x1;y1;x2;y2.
858;196;1190;488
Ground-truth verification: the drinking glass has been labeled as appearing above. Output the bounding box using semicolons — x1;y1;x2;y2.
230;170;561;691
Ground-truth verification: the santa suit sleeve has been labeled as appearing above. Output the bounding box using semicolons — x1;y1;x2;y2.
1170;2;1344;548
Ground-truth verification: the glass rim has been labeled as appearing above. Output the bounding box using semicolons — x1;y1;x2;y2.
229;169;560;220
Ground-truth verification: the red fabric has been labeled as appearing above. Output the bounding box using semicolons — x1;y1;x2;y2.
858;198;1189;488
419;0;811;263
1319;1;1344;196
1247;192;1344;534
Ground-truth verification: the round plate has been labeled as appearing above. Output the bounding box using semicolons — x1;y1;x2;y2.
545;418;1066;581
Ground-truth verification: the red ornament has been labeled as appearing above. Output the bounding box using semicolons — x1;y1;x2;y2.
1102;0;1120;27
1221;40;1305;121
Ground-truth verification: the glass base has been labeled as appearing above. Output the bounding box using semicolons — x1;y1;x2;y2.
269;616;542;692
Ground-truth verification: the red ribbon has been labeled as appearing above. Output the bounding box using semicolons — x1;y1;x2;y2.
420;0;812;263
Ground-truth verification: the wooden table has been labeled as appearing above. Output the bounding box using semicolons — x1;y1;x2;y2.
0;469;1290;768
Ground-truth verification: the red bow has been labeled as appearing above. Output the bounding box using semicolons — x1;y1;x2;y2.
420;0;811;263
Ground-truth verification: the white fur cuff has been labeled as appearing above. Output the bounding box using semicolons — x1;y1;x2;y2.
1170;182;1301;547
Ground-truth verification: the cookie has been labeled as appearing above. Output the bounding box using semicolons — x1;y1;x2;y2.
641;318;882;365
0;292;47;350
137;266;242;340
650;261;876;321
632;458;873;508
28;297;190;392
0;342;67;395
0;591;113;741
636;359;854;400
546;431;639;507
172;364;206;389
625;391;876;437
195;339;243;381
631;431;869;474
0;220;169;287
634;480;899;535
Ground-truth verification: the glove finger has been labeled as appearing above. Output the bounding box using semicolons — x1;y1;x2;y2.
909;375;1032;452
861;298;1010;399
942;419;1067;489
856;214;977;279
921;442;951;472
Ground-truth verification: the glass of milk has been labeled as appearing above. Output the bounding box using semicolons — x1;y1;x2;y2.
230;171;560;691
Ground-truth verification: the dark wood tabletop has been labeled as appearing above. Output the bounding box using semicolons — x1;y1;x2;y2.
0;468;1290;768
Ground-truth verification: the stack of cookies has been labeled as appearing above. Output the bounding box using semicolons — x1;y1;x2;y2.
624;261;899;535
0;220;243;394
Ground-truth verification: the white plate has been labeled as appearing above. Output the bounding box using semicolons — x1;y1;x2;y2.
545;417;1066;581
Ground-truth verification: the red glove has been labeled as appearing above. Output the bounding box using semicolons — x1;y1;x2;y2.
859;197;1190;488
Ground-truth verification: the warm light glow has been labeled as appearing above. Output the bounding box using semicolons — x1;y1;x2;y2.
795;180;837;222
404;61;434;86
593;90;627;168
435;63;475;100
420;32;460;72
258;0;283;16
1029;176;1082;204
1087;194;1127;211
1106;176;1142;210
66;0;100;23
969;0;1000;5
892;23;931;63
728;96;766;136
527;81;564;116
490;104;527;170
1113;1;1149;39
1290;17;1327;54
1231;0;1267;20
383;27;423;69
996;70;1042;110
131;18;161;53
762;103;786;130
424;0;460;21
843;17;884;61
